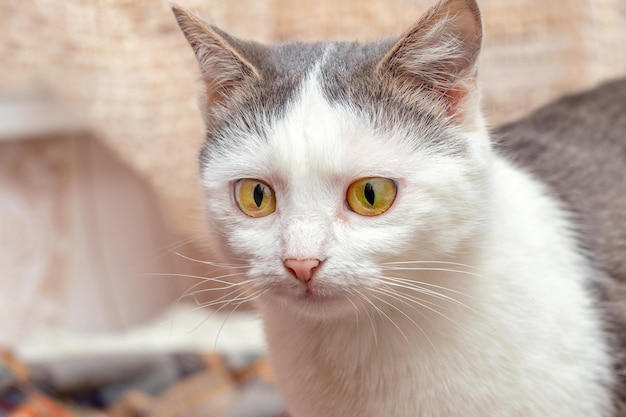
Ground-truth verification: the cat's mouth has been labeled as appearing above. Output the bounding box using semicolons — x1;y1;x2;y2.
272;285;342;302
265;283;355;316
299;288;342;302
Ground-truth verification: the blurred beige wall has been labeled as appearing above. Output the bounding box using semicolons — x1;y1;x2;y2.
0;131;219;345
1;0;625;340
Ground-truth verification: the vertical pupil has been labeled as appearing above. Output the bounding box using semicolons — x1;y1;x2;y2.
364;182;375;206
253;184;264;207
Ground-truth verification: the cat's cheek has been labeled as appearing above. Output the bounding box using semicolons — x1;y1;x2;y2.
228;224;281;262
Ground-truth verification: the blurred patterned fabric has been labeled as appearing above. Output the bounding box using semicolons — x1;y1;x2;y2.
1;350;285;417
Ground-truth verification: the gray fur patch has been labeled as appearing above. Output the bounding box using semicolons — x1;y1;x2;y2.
316;40;467;155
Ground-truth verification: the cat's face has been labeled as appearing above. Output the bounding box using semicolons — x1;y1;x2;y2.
174;0;488;318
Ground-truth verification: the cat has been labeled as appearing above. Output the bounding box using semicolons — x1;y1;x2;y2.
171;0;626;415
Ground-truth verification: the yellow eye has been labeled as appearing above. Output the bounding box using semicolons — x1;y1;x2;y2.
234;179;276;218
346;177;397;216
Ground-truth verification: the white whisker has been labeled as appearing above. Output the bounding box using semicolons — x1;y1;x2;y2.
165;272;248;340
173;251;250;269
372;285;458;325
375;280;460;313
353;291;383;346
185;286;251;313
367;292;435;349
381;260;480;271
144;271;246;284
156;236;198;258
172;273;249;311
189;285;262;334
213;288;269;352
182;279;251;299
377;274;476;304
378;279;476;314
379;277;465;302
354;289;410;345
380;266;484;279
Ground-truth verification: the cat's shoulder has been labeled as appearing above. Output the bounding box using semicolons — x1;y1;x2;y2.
494;78;626;283
494;78;626;413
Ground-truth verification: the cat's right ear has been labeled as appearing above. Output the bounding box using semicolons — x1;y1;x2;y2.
375;0;482;126
171;4;260;107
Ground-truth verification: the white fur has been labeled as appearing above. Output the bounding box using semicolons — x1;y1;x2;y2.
201;69;613;416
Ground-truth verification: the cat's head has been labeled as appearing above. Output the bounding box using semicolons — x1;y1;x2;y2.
173;0;491;319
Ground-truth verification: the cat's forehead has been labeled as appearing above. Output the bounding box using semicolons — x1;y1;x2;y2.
206;38;408;136
201;41;466;182
269;68;400;180
203;68;446;191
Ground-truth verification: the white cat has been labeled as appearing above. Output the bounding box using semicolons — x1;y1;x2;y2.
172;0;626;415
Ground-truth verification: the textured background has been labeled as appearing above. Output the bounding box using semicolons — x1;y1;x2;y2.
1;0;625;341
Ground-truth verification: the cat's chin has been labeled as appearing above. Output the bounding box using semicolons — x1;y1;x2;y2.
262;287;358;320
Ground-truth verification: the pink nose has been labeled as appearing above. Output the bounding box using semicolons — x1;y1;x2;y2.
284;258;321;283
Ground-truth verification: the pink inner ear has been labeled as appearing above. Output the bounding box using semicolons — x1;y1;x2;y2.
205;80;231;106
444;84;471;122
204;77;249;109
206;87;223;106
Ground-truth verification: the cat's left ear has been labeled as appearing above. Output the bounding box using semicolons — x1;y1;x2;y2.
376;0;482;126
